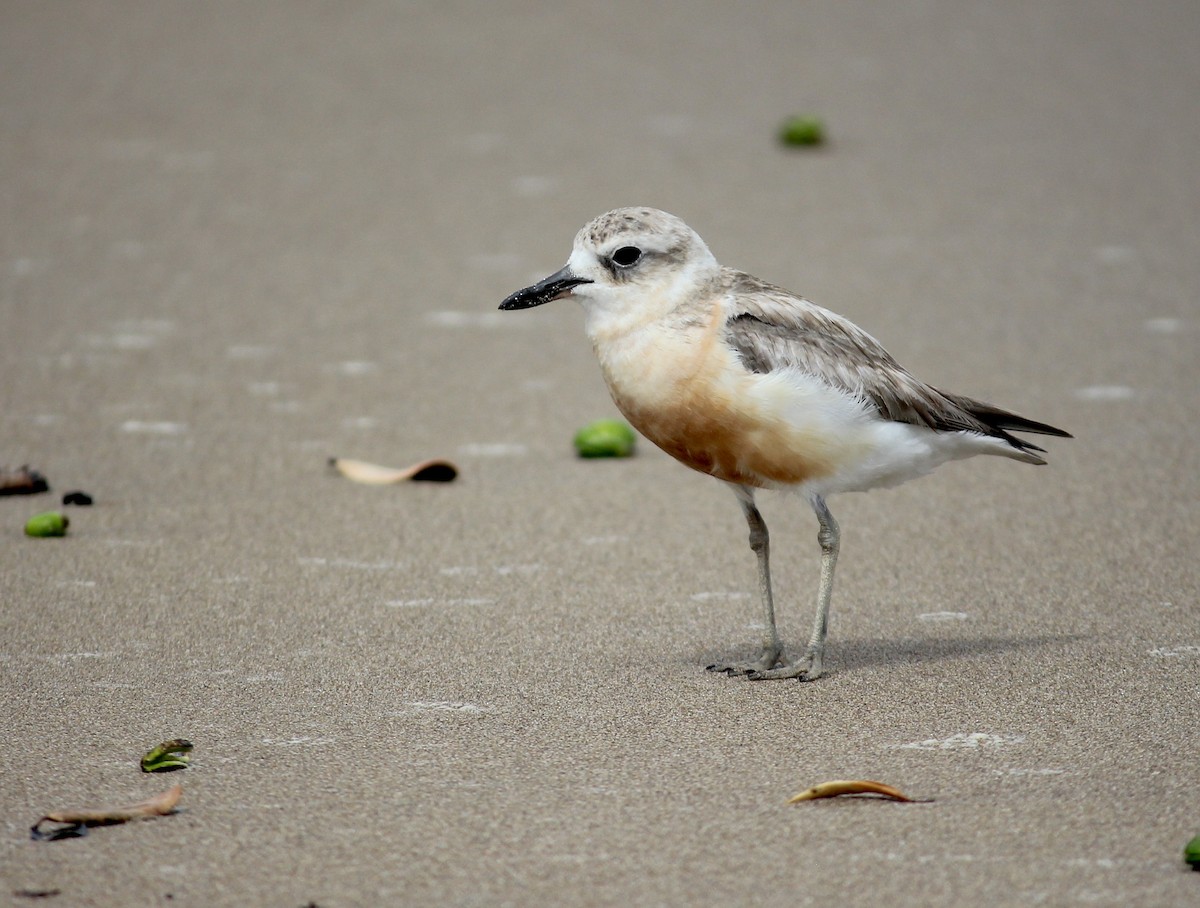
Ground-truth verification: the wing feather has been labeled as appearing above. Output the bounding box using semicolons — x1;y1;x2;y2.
719;270;1070;453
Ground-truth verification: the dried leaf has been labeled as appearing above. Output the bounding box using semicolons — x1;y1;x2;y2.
329;457;458;484
0;465;50;496
787;779;918;804
31;784;183;841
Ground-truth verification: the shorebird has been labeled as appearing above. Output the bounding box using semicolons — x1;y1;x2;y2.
499;207;1070;680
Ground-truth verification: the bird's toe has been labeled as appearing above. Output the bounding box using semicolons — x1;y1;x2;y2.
706;651;787;677
747;660;820;681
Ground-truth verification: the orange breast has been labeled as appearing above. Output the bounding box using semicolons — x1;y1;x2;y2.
606;347;838;489
593;298;848;489
612;377;837;488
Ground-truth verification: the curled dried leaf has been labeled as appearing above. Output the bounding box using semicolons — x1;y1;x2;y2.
329;457;458;484
788;779;917;804
31;783;183;841
0;465;50;496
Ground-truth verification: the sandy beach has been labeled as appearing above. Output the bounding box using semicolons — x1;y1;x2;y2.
3;2;1199;904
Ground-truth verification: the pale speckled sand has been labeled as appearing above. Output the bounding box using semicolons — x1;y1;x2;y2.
3;2;1200;905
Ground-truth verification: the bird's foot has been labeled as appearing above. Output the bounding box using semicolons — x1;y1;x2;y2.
746;658;821;681
707;647;785;678
706;655;778;677
706;650;823;682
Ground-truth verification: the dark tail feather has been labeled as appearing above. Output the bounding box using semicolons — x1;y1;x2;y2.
969;404;1072;439
940;392;1072;438
937;391;1072;461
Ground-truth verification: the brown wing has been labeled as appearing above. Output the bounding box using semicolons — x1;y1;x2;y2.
720;270;1070;451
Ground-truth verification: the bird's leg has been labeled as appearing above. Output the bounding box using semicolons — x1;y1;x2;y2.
805;496;840;679
746;495;839;681
706;488;786;676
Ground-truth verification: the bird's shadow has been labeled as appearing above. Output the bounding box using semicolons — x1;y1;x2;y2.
831;632;1084;673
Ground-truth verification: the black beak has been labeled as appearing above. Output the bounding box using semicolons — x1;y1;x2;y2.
499;267;593;311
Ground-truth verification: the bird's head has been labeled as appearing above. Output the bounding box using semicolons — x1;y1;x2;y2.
499;207;720;333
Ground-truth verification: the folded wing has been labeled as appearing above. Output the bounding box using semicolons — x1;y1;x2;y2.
720;271;1071;458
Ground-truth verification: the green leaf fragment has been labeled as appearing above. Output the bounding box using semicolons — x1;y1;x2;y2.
25;512;69;537
779;115;826;147
573;419;637;458
140;738;193;773
1185;835;1200;870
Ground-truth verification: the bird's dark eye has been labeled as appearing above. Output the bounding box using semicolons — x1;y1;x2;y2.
611;246;643;268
